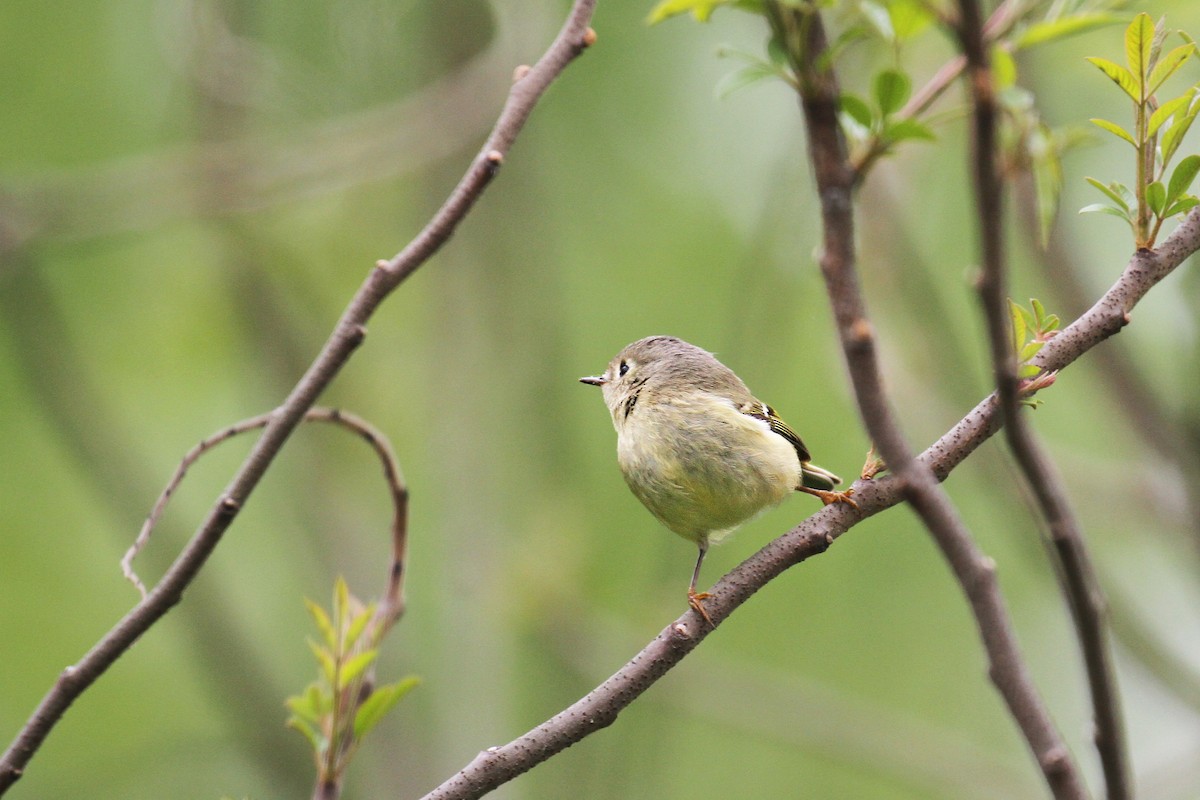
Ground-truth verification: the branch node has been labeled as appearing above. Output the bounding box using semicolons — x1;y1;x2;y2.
847;318;873;347
1039;745;1070;773
218;496;241;519
581;27;597;47
484;150;504;170
349;324;368;347
512;64;531;82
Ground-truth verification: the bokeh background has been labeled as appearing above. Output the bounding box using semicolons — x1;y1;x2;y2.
2;1;1199;798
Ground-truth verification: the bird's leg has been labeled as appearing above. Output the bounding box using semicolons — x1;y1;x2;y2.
687;543;715;628
798;486;859;509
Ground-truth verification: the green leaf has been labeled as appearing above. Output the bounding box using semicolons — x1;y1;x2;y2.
883;118;936;144
840;93;874;129
646;0;734;23
308;639;337;685
1086;57;1139;102
1019;363;1042;379
1167;154;1200;207
887;0;933;41
1031;298;1047;328
1147;43;1196;96
1085;177;1133;210
1161;99;1200;165
715;63;779;98
1017;302;1036;332
337;650;379;690
1079;203;1134;221
1016;13;1125;49
1148;93;1193;137
1008;299;1027;355
858;0;894;42
1030;126;1064;245
1088;118;1137;146
1124;12;1153;91
285;683;327;724
353;677;420;740
992;46;1017;90
344;604;376;651
1020;340;1045;362
334;577;350;627
305;598;337;650
1146;180;1167;216
1165;196;1200;217
286;716;326;755
873;69;911;117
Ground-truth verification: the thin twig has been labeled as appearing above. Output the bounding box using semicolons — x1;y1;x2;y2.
418;205;1200;800
122;407;409;626
0;3;597;793
765;2;1087;796
956;1;1130;797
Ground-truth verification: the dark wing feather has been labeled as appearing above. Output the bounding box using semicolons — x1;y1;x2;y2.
740;401;811;463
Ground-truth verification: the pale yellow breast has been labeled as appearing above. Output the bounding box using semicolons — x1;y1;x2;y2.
614;393;801;544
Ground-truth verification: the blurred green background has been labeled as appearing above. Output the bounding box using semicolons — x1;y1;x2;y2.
2;1;1199;798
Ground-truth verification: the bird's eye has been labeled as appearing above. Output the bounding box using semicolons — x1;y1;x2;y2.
618;360;630;377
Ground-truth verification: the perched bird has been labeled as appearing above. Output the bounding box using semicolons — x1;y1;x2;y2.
581;335;856;625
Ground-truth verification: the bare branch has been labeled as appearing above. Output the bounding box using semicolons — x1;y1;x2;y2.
763;2;1088;795
955;1;1130;796
0;2;597;793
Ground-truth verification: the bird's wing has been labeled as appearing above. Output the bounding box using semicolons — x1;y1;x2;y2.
739;400;812;463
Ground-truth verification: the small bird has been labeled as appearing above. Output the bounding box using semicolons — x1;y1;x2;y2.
581;335;856;625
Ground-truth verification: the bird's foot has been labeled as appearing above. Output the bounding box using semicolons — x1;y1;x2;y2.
800;486;859;509
687;589;715;628
860;445;887;480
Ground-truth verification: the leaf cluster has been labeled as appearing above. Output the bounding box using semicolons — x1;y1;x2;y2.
1008;298;1061;407
1083;13;1200;247
286;577;419;787
650;0;1129;217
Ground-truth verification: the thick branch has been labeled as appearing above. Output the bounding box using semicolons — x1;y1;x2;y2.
956;1;1130;797
0;3;597;793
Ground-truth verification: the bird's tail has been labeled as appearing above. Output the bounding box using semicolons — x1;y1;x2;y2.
800;462;841;491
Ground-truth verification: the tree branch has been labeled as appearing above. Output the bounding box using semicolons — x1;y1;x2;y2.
764;2;1090;796
956;1;1130;797
0;2;597;792
418;202;1200;800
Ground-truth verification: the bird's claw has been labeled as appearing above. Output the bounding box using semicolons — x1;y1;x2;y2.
687;589;715;628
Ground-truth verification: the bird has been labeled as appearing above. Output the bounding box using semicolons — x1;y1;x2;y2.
581;335;856;625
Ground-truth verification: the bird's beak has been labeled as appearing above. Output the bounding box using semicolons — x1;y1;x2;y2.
579;375;606;386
